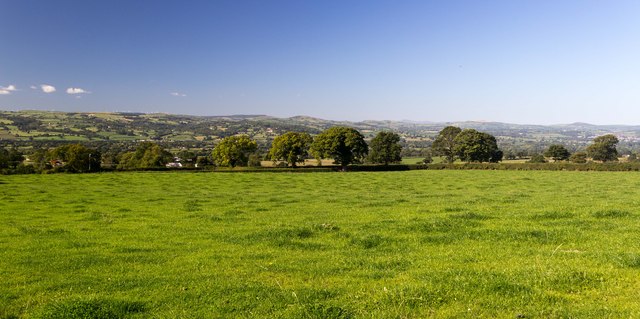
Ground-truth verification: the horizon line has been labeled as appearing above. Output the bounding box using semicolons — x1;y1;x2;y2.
1;108;638;127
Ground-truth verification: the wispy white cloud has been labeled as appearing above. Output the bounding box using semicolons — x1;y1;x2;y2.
170;92;187;97
66;87;90;94
30;85;37;90
41;84;56;93
0;84;17;95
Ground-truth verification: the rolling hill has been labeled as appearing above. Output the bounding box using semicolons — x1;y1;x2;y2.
2;110;640;154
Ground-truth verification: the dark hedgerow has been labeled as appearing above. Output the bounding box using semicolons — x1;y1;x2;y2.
419;162;640;171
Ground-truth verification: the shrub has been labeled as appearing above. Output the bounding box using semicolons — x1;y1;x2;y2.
527;154;547;163
248;153;262;167
570;152;588;163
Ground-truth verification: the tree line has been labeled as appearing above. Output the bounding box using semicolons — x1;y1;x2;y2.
0;125;627;174
431;126;621;164
215;127;374;171
527;134;620;163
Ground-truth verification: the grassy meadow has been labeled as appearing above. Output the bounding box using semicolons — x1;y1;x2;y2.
1;170;640;318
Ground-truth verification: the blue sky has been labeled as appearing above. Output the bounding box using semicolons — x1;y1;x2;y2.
2;1;640;124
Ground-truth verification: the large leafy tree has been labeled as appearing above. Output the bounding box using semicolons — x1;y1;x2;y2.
49;144;101;172
212;135;258;167
117;142;173;169
268;132;313;167
587;134;619;162
310;126;368;171
432;126;462;163
368;131;402;165
0;148;11;169
0;148;24;169
544;144;571;162
453;129;502;163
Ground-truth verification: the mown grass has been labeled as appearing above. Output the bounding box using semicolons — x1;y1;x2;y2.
1;170;640;318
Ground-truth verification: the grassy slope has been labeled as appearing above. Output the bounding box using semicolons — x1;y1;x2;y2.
1;171;640;318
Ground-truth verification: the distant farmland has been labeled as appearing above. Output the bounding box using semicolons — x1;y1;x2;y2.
6;110;640;157
1;170;640;318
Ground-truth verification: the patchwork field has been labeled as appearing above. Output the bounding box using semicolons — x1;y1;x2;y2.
1;170;640;318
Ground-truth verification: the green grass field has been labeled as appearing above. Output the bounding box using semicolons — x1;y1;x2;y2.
1;170;640;318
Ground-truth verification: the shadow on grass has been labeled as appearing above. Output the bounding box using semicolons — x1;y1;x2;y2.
592;209;632;218
34;298;146;319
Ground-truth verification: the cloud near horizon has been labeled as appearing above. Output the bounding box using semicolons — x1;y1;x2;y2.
170;92;187;97
0;84;17;95
41;84;56;93
66;87;90;94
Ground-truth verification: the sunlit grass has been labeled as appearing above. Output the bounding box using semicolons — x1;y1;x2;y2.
400;156;447;164
1;171;640;318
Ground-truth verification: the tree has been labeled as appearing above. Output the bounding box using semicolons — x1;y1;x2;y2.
8;149;24;168
492;148;504;163
176;150;197;167
432;126;462;163
422;150;433;164
544;144;570;162
0;149;10;169
49;144;101;172
586;134;619;162
29;148;50;171
367;131;402;165
195;155;214;168
310;126;368;171
0;148;24;169
212;135;258;167
0;149;8;169
247;154;263;167
569;152;587;163
504;150;517;160
117;142;173;169
527;154;547;163
268;132;313;167
453;129;502;163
